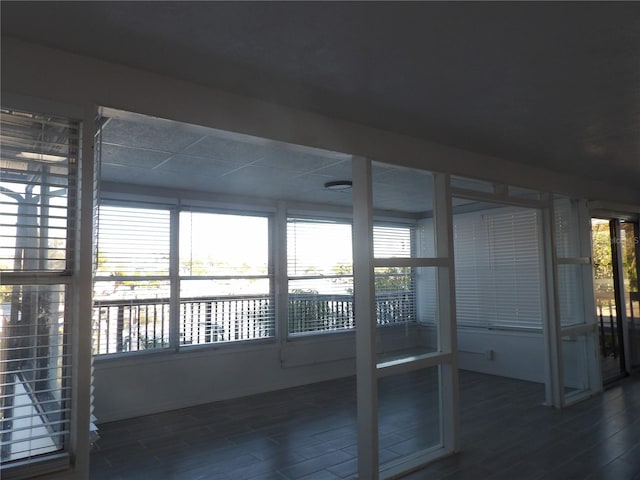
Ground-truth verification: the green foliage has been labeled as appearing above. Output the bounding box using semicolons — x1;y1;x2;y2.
374;267;412;292
592;222;638;293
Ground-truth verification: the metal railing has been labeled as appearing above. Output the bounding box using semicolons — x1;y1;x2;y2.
92;292;416;354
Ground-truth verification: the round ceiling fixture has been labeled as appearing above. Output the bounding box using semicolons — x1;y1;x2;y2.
324;180;353;191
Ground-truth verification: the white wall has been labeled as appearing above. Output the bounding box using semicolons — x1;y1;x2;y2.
94;343;355;422
457;329;546;383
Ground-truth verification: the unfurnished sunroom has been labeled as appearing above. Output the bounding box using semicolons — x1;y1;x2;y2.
3;103;637;480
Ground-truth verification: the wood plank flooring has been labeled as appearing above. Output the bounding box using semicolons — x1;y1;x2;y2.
90;370;640;480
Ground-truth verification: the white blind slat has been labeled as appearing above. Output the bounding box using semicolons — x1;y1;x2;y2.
454;208;543;330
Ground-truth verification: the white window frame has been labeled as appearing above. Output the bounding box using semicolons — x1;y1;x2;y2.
0;94;93;480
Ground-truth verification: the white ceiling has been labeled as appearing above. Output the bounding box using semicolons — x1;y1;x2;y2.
99;110;436;214
2;2;639;192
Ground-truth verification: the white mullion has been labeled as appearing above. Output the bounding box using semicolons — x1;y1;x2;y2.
275;202;289;347
434;172;459;454
352;156;378;480
577;200;602;390
542;198;562;407
169;207;180;350
68;107;96;480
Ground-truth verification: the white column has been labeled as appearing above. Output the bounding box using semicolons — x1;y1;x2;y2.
70;106;98;479
542;198;562;407
433;173;460;452
352;156;378;479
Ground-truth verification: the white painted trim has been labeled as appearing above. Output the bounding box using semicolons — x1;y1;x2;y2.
352;156;379;479
435;173;460;453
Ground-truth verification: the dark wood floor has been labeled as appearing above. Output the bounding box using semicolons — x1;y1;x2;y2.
90;370;640;480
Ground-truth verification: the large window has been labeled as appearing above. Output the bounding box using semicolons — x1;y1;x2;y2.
92;206;274;354
93;205;171;354
1;108;78;466
287;217;354;335
287;217;416;335
179;211;273;345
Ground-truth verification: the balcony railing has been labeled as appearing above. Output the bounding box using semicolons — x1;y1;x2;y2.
92;292;415;355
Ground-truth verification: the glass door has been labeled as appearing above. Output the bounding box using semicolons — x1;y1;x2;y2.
353;160;458;479
620;221;640;369
591;218;639;383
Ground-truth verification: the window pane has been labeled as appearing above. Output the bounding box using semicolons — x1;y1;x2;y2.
0;109;78;272
180;212;269;276
1;284;70;463
288;218;354;335
557;264;586;327
454;204;543;329
372;162;434;214
562;333;595;398
96;206;170;277
450;175;494;193
554;197;581;258
180;279;273;344
288;280;354;335
378;367;441;472
509;185;541;200
287;218;352;276
376;266;438;363
93;281;171;354
374;225;412;258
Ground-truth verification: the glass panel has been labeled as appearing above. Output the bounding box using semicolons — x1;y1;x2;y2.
592;218;626;381
557;264;586;326
374;224;412;258
508;185;541;200
96;205;170;277
180;212;269;276
620;222;639;368
378;367;441;471
371;163;434;258
554;197;580;258
450;175;494;193
453;202;544;330
180;279;273;344
288;279;354;335
562;333;594;398
0;109;77;273
287;218;353;335
377;267;438;363
1;284;70;463
93;280;171;354
372;163;434;215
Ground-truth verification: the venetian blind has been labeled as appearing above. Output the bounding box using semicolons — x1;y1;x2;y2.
1;108;78;469
0;109;78;272
95;205;170;277
287;218;354;334
454;208;544;330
